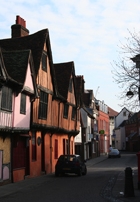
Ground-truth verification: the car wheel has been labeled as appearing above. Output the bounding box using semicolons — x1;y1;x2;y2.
55;171;59;177
78;169;82;176
82;167;87;175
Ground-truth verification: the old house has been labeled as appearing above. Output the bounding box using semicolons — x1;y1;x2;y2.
53;61;80;157
0;15;80;182
0;48;37;184
83;90;99;158
125;112;140;152
74;76;85;158
96;100;110;154
108;107;118;147
114;107;132;150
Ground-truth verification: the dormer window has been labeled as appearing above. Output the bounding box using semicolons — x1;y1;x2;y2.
42;51;47;71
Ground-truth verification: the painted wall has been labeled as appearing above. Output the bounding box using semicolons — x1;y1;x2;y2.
0;136;10;164
13;63;34;129
0;136;11;182
13;168;25;182
29;131;42;177
13;94;31;129
115;108;130;128
98;109;110;154
24;64;34;92
43;133;75;174
75;127;82;143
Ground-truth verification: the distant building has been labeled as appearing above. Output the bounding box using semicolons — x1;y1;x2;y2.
108;107;118;147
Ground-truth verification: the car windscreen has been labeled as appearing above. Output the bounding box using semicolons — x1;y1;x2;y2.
58;155;76;162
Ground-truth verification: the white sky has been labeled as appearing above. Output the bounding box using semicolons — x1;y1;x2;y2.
0;0;140;112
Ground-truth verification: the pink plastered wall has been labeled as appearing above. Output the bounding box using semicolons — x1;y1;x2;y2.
13;63;34;129
13;94;31;128
24;64;34;92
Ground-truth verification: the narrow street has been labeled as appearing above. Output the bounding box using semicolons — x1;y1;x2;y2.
0;152;137;202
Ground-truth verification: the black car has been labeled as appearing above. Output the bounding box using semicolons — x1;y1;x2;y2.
55;154;87;177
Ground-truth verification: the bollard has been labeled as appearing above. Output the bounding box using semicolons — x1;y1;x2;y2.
124;167;135;197
136;152;140;189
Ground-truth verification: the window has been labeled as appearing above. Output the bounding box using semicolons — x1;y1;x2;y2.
38;91;48;119
42;51;47;71
72;106;76;120
63;103;69;118
68;78;72;92
123;111;126;116
54;139;58;159
32;132;36;161
20;93;26;114
1;86;12;111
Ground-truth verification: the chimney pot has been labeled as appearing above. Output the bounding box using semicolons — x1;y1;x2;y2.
11;15;29;38
16;15;20;24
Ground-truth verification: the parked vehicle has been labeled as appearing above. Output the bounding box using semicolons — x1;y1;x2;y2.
108;149;121;158
55;154;87;177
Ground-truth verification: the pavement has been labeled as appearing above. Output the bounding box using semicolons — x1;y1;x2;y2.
86;154;140;202
0;154;140;202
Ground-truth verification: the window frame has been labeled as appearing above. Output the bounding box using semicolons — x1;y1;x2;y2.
1;86;12;111
20;93;26;114
123;111;126;116
42;51;47;72
72;106;76;120
38;91;48;120
63;103;69;119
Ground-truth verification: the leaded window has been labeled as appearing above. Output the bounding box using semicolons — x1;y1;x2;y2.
38;91;48;119
20;93;26;114
1;86;12;111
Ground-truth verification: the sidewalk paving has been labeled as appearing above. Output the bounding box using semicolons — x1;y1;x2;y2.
112;167;140;202
86;154;140;202
0;154;140;202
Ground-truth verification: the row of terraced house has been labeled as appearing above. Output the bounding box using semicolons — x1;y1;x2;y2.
0;16;118;185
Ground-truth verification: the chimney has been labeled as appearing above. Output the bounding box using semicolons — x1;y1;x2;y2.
11;15;29;38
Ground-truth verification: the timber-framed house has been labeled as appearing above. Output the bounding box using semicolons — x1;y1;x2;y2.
0;47;37;184
0;15;80;182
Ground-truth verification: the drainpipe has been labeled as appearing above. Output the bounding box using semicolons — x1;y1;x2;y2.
68;135;71;155
50;133;53;173
11;92;16;183
58;101;61;128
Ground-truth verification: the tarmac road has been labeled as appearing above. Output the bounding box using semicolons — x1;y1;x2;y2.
0;152;139;202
